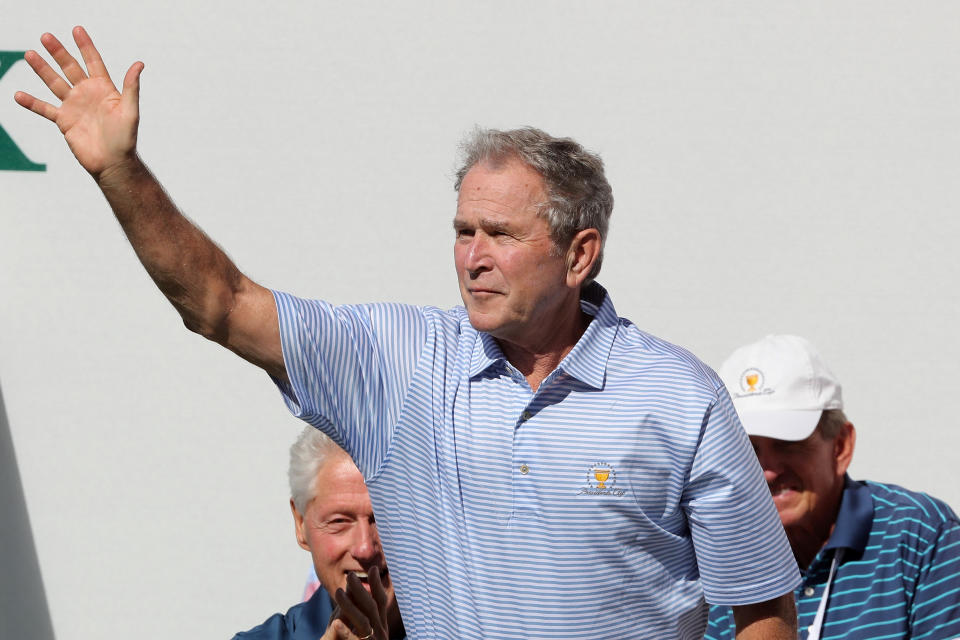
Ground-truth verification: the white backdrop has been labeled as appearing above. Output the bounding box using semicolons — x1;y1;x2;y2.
2;3;959;638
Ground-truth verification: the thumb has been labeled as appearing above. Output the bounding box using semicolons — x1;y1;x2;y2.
122;61;144;110
330;619;359;639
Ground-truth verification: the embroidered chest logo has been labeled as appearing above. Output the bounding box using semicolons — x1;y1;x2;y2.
577;461;626;497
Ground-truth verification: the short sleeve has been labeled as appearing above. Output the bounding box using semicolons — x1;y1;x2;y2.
682;384;801;605
271;290;428;477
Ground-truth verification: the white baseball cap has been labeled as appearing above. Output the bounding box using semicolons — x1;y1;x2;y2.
718;334;843;441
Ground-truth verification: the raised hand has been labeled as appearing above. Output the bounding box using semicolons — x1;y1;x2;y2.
12;25;286;383
14;26;144;178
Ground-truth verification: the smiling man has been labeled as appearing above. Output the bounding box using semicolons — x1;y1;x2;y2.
17;28;801;639
235;427;403;640
707;335;960;640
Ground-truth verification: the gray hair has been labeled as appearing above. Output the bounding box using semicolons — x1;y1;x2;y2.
288;426;344;514
454;126;614;282
816;409;850;440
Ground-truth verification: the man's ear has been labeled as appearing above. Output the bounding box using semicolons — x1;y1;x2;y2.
565;228;602;288
834;422;857;476
290;498;310;552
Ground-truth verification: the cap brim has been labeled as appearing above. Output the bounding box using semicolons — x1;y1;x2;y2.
735;409;822;441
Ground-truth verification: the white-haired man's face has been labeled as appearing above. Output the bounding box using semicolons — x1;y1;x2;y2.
290;452;397;621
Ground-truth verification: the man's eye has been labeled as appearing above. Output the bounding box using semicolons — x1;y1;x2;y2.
776;442;804;455
325;517;350;529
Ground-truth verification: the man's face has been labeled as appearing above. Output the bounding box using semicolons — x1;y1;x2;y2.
750;430;847;537
292;453;395;610
453;157;574;346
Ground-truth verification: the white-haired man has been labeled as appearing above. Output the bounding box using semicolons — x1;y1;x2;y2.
706;335;960;640
235;427;404;640
17;28;801;638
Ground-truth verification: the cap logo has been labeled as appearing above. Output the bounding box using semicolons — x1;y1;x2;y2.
733;367;776;398
741;368;763;392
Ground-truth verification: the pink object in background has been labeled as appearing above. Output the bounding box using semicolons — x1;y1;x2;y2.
302;566;321;602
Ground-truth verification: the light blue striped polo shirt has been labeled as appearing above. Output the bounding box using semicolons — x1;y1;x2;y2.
273;282;800;639
705;475;960;640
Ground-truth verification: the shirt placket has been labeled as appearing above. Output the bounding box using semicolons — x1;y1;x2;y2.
796;557;830;639
509;368;566;520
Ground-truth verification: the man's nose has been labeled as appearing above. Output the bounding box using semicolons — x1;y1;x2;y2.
463;234;492;276
763;467;779;485
755;450;783;481
351;521;380;561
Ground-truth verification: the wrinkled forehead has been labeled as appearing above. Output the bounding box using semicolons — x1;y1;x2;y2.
456;157;548;213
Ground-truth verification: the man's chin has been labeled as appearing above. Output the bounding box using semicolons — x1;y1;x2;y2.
775;504;806;530
466;311;503;335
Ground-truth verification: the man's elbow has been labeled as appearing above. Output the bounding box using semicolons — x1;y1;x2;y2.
181;313;228;344
177;293;233;344
176;277;248;345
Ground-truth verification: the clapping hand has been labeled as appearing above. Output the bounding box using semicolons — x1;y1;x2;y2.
321;568;390;640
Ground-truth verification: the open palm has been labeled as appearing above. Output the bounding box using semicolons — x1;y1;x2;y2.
15;26;143;177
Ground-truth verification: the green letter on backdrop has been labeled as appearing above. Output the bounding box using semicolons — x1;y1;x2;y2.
0;51;46;172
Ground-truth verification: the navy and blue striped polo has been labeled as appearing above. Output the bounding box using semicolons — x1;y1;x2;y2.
273;282;799;639
705;475;960;640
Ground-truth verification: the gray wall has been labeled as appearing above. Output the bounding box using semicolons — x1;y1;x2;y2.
1;3;958;638
0;382;55;640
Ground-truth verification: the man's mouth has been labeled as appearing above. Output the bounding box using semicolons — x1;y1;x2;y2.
351;567;389;587
769;484;799;501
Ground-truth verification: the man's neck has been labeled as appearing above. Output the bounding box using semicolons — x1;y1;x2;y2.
787;490;845;568
788;524;835;569
498;309;592;392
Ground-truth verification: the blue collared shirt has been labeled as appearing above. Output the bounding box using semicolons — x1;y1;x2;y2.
273;283;799;639
232;585;334;640
705;475;960;639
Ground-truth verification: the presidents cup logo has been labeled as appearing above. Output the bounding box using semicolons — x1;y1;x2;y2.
1;51;46;172
733;367;775;398
741;368;764;393
577;462;626;497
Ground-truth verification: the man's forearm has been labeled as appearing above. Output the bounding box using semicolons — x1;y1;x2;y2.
96;155;245;342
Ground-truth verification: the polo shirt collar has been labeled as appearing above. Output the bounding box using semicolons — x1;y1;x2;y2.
468;281;618;390
307;586;335;635
556;282;617;389
823;474;873;554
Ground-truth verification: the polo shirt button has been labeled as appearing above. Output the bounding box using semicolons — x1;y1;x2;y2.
803;587;815;597
521;410;532;421
520;464;530;475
